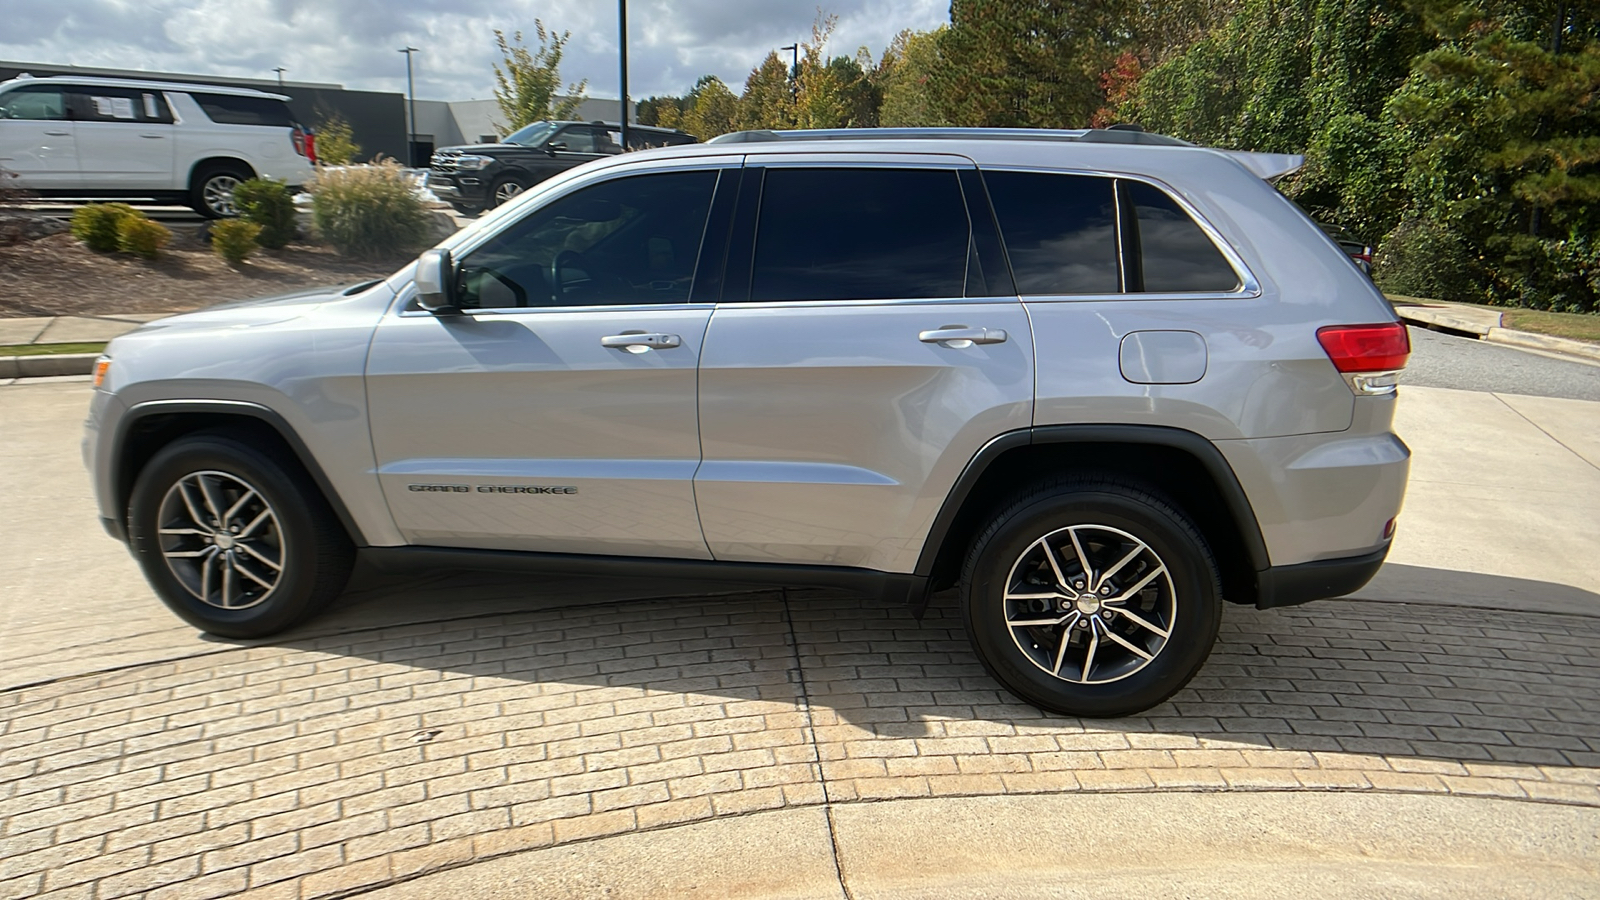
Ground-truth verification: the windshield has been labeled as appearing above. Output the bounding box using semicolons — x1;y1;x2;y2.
503;121;558;147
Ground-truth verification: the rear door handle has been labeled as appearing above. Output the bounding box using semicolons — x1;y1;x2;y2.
44;130;70;136
601;332;681;352
919;326;1008;347
139;133;165;139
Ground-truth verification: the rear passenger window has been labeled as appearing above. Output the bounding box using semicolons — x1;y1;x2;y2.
192;94;294;127
984;171;1119;295
750;168;969;302
1125;181;1239;293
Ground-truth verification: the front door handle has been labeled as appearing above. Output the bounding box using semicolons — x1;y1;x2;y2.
919;325;1008;348
601;332;681;353
139;133;165;139
44;130;70;136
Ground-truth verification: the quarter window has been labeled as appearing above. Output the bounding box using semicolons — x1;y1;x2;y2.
1125;181;1239;293
749;168;970;302
984;171;1120;295
192;94;294;127
454;170;719;309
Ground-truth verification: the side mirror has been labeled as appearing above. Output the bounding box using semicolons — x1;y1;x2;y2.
413;249;458;314
546;141;568;155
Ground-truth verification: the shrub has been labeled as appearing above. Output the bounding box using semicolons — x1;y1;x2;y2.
70;203;140;252
314;113;361;166
211;219;262;263
232;178;297;249
116;215;171;259
307;158;430;259
1372;217;1483;304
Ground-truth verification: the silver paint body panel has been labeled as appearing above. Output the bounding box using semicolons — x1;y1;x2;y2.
87;135;1408;578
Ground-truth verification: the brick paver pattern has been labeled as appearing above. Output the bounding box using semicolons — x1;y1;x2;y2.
2;593;1597;899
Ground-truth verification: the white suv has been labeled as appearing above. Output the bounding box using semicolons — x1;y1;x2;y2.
0;74;316;217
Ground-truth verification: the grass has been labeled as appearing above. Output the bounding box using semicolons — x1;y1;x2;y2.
1387;294;1600;345
1500;309;1600;345
0;341;108;357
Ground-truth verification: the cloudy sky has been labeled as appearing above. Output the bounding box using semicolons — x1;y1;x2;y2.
1;0;948;101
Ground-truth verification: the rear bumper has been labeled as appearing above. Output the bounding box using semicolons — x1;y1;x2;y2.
1255;545;1388;609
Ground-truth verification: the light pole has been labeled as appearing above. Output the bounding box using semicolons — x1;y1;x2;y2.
618;0;629;151
398;47;419;166
780;43;798;97
272;67;286;90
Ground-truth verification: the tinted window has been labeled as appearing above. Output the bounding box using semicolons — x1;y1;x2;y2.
984;171;1119;295
0;87;67;121
72;88;170;123
193;94;293;127
455;170;718;309
1126;181;1239;293
556;126;620;154
750;168;970;302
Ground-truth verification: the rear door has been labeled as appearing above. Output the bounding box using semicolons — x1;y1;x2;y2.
69;86;175;189
693;157;1034;573
365;159;739;557
0;85;78;188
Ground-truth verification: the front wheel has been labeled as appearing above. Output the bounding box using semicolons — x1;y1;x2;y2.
488;176;527;208
960;477;1222;717
127;433;353;638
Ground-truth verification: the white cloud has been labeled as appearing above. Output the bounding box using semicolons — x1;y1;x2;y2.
0;0;948;101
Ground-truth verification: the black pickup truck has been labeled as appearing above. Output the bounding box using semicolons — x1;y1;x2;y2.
426;120;696;214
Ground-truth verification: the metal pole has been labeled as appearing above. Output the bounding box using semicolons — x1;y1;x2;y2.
400;47;419;166
273;67;286;89
618;0;630;151
780;44;799;98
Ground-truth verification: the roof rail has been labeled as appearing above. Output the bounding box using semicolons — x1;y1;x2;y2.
707;127;1195;147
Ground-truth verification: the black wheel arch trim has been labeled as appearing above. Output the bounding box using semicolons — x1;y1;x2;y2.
111;399;368;547
914;423;1274;580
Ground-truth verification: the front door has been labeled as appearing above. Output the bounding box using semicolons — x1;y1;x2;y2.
694;161;1035;574
366;163;735;557
0;85;78;188
69;87;175;189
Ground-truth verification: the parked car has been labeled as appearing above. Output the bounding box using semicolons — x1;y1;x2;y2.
0;74;316;217
85;127;1410;717
427;120;695;214
1319;221;1375;274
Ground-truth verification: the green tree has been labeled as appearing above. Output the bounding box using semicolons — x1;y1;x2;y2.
739;52;796;130
492;24;588;132
935;0;1137;128
795;15;848;129
879;29;950;126
1388;0;1600;310
681;76;742;139
313;112;360;165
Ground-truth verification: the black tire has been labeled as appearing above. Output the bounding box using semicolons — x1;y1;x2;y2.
127;433;353;638
960;476;1222;717
188;163;253;218
487;175;528;208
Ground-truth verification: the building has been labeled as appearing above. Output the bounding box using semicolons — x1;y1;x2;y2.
0;60;636;166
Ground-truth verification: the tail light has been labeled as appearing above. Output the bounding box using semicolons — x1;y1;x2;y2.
291;125;317;164
1317;322;1410;395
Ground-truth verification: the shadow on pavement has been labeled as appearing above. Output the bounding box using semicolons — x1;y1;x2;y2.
220;563;1600;777
1356;561;1600;617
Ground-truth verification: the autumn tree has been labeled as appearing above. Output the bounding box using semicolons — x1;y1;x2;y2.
879;29;950;126
492;24;587;132
681;76;742;139
739;52;796;130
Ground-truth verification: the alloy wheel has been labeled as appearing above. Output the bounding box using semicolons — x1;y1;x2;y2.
494;181;524;205
157;471;283;610
203;175;242;216
1001;524;1177;684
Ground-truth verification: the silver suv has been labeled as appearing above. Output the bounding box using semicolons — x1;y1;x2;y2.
84;128;1411;717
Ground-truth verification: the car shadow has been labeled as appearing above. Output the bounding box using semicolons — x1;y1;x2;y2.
218;561;1599;778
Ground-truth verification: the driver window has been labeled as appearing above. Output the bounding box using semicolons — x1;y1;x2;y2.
0;88;68;121
454;169;719;309
555;126;598;153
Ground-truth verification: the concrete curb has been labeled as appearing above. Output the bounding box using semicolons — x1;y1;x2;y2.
1485;326;1600;363
1394;304;1501;335
0;353;99;379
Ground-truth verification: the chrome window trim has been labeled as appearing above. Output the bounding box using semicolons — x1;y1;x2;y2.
746;151;977;169
978;165;1262;300
714;296;1019;311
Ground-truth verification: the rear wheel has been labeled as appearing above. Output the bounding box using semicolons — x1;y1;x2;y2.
960;476;1222;717
189;164;252;218
127;433;353;638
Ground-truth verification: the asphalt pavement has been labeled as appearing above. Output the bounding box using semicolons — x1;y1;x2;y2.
1405;325;1600;401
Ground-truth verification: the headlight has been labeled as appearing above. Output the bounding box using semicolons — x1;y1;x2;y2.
455;155;492;170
